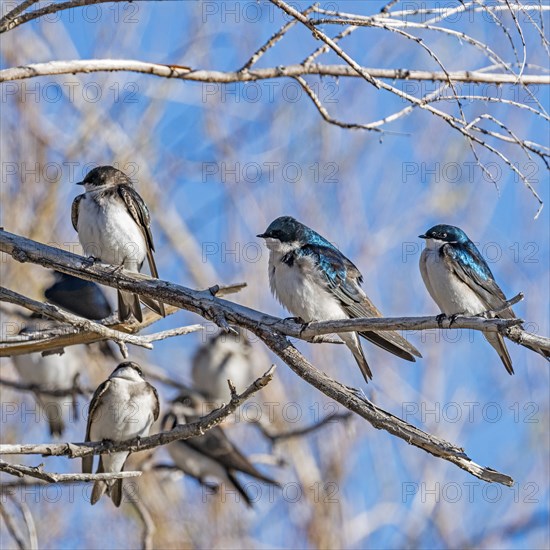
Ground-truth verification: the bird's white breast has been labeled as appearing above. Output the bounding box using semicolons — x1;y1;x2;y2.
420;245;486;315
77;192;146;270
89;378;155;442
268;249;346;322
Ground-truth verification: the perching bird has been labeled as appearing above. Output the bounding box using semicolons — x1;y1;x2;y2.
45;271;113;320
418;224;535;375
191;329;256;407
257;216;422;382
45;271;118;359
71;165;165;322
163;390;279;507
82;361;159;506
12;317;81;437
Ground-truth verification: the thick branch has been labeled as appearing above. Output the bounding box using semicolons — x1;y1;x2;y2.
0;286;154;353
255;330;513;486
1;231;547;354
1;285;240;357
1;60;548;85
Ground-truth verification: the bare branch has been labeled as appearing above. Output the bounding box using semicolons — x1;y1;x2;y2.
140;324;203;343
0;286;154;354
0;459;142;484
269;0;377;89
2;59;547;85
12;499;37;550
0;377;93;397
0;0;154;33
292;75;383;133
1;58;545;212
0;0;40;32
0;306;176;356
254;412;354;444
0;366;276;460
256;330;514;486
302;24;358;65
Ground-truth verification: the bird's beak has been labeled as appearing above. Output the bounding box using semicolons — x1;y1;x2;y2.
76;181;85;186
256;233;267;239
418;234;427;239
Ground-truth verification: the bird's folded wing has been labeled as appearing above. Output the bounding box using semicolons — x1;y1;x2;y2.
118;185;165;317
185;425;276;482
311;246;422;360
441;244;515;319
148;383;160;422
118;185;159;275
71;195;83;232
82;379;111;474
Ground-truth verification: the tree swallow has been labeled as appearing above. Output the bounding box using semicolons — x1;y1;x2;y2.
191;329;256;408
419;224;519;374
12;317;81;437
257;216;422;382
45;271;113;320
71;166;166;322
162;390;279;507
45;271;118;359
82;361;159;506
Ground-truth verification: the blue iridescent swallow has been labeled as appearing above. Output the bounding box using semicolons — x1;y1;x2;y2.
419;223;519;375
258;216;422;382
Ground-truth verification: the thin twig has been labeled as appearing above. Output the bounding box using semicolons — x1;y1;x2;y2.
140;324;203;343
270;0;380;88
0;0;40;32
12;498;37;550
0;377;93;397
240;4;317;71
254;412;353;444
0;459;142;484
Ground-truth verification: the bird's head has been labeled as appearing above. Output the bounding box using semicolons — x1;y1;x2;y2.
111;361;144;381
257;216;331;253
419;224;469;247
77;166;132;191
